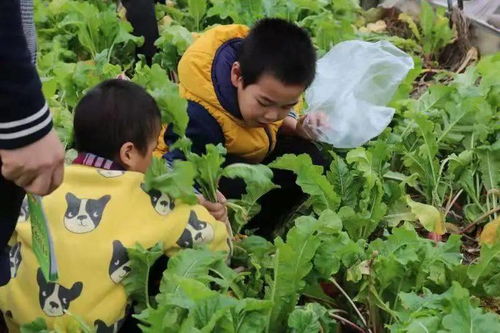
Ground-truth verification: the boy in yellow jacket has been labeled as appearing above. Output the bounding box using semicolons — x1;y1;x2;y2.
164;18;328;238
0;80;229;332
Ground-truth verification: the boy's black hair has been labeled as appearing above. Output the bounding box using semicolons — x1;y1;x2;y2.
74;79;161;160
238;18;316;88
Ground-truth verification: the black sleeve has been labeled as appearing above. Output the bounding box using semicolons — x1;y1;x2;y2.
0;0;52;149
121;0;160;65
163;101;225;162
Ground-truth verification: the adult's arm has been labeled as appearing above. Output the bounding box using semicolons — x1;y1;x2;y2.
0;0;64;195
0;0;52;148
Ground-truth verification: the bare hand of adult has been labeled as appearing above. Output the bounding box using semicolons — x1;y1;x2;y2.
0;130;64;195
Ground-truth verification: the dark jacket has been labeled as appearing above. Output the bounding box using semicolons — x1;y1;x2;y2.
0;0;52;150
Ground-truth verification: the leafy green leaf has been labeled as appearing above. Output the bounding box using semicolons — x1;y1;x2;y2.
21;318;50;333
223;164;278;205
232;298;273;333
154;24;193;70
406;196;446;235
132;63;188;136
441;282;500;333
392;282;500;332
341;147;388;239
265;215;323;332
289;303;337;333
159;247;226;297
189;144;227;202
398;13;420;41
50;100;74;148
270;154;340;214
419;0;455;57
188;0;207;31
326;153;359;207
223;163;278;232
403;109;441;205
477;142;500;192
144;158;198;204
57;1;142;60
135;303;185;333
480;218;500;245
288;306;321;333
123;242;164;311
467;243;500;296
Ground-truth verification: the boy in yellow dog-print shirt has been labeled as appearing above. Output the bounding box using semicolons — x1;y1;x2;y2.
162;18;329;239
0;80;229;332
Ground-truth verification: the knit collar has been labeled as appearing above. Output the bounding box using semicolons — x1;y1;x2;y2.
72;152;124;171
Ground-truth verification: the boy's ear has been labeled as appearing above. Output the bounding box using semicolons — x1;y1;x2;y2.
230;61;242;87
119;142;135;169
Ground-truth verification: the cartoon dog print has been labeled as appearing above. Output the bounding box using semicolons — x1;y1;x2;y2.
176;211;215;248
8;242;22;279
94;304;130;333
94;318;126;333
37;269;83;317
96;169;125;178
64;193;111;233
18;196;29;222
109;240;131;284
140;184;174;216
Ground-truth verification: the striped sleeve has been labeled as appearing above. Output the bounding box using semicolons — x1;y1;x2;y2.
288;111;298;119
0;0;52;149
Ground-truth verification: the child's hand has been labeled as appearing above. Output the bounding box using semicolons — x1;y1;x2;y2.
197;191;228;223
296;112;330;140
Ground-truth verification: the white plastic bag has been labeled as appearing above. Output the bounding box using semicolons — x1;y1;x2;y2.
304;40;414;148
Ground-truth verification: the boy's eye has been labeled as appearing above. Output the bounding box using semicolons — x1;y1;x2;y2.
257;100;271;107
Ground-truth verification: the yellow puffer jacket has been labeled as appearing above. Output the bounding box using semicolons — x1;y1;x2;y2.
177;24;283;164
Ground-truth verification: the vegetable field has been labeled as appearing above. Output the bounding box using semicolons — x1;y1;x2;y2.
29;0;499;332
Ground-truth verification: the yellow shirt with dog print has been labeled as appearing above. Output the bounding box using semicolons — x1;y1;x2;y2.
0;165;229;332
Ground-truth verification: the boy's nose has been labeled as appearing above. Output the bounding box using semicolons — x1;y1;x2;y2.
263;109;279;122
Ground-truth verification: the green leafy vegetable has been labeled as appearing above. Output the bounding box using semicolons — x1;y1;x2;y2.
123;243;164;311
144;157;198;204
270;154;340;215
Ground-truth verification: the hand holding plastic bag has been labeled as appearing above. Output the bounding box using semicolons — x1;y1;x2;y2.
296;112;330;140
304;40;414;148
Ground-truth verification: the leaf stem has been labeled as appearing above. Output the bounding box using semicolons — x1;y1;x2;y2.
265;248;280;333
443;189;463;219
460;206;500;234
329;278;372;332
329;312;367;333
302;293;337;308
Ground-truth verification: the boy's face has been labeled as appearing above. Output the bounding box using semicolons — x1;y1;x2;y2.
231;63;304;128
134;138;158;173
